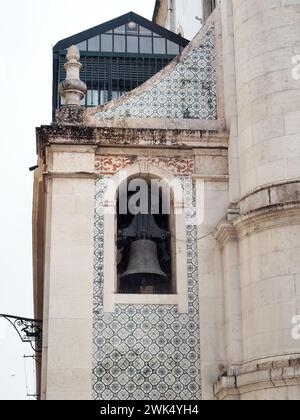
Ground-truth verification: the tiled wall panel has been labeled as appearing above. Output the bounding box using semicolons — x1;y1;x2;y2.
93;27;216;120
93;176;201;400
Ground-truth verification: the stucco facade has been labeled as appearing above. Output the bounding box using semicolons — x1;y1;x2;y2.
33;1;300;400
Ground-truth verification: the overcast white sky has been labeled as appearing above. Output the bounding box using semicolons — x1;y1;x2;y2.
0;0;155;400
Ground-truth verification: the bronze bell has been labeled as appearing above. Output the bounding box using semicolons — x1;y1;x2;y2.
120;239;168;293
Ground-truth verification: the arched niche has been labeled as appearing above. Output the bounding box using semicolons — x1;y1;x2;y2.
102;161;189;313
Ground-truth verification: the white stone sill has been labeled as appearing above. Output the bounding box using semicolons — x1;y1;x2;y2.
104;293;188;314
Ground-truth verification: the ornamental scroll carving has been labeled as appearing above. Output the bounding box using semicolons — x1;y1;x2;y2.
95;156;194;176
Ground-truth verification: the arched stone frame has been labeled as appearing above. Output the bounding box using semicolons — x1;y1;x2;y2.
103;161;189;314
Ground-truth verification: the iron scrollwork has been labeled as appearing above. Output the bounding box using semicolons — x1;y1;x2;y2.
0;314;42;353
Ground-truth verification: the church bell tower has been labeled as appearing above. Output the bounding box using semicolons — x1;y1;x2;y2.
33;1;300;400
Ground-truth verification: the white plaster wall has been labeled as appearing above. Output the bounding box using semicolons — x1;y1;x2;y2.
232;0;300;196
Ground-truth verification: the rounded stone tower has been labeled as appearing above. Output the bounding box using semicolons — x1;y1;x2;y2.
230;0;300;399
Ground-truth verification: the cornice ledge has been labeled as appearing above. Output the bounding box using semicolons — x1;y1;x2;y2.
214;376;240;401
214;220;238;247
214;356;300;400
192;174;229;182
44;171;97;180
239;179;300;215
233;202;300;237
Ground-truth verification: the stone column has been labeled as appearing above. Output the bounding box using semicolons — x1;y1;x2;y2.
232;0;300;196
228;0;300;399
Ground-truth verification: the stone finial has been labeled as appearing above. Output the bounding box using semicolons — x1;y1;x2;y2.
66;45;81;62
58;45;87;107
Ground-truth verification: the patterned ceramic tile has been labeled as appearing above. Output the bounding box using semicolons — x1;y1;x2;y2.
93;26;216;120
93;176;201;400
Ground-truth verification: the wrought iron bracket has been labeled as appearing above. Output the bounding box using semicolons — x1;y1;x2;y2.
0;314;42;353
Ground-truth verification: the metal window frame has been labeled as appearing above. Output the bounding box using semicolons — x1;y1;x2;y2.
53;11;188;52
52;11;189;118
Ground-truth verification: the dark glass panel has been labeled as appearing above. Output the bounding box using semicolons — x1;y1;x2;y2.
139;26;152;36
88;36;100;51
140;37;152;54
127;36;139;53
111;91;124;100
87;90;99;106
114;25;126;34
153;37;166;54
100;90;109;105
167;40;180;55
114;35;126;53
101;34;113;52
76;41;87;51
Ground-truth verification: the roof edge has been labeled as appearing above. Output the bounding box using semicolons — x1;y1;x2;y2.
53;10;188;52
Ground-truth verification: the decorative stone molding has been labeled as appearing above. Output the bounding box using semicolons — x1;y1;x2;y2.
214;376;240;401
233;203;300;239
214;220;238;247
37;125;228;151
95;155;195;176
227;203;240;221
214;357;300;400
95;156;134;174
239;179;300;215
